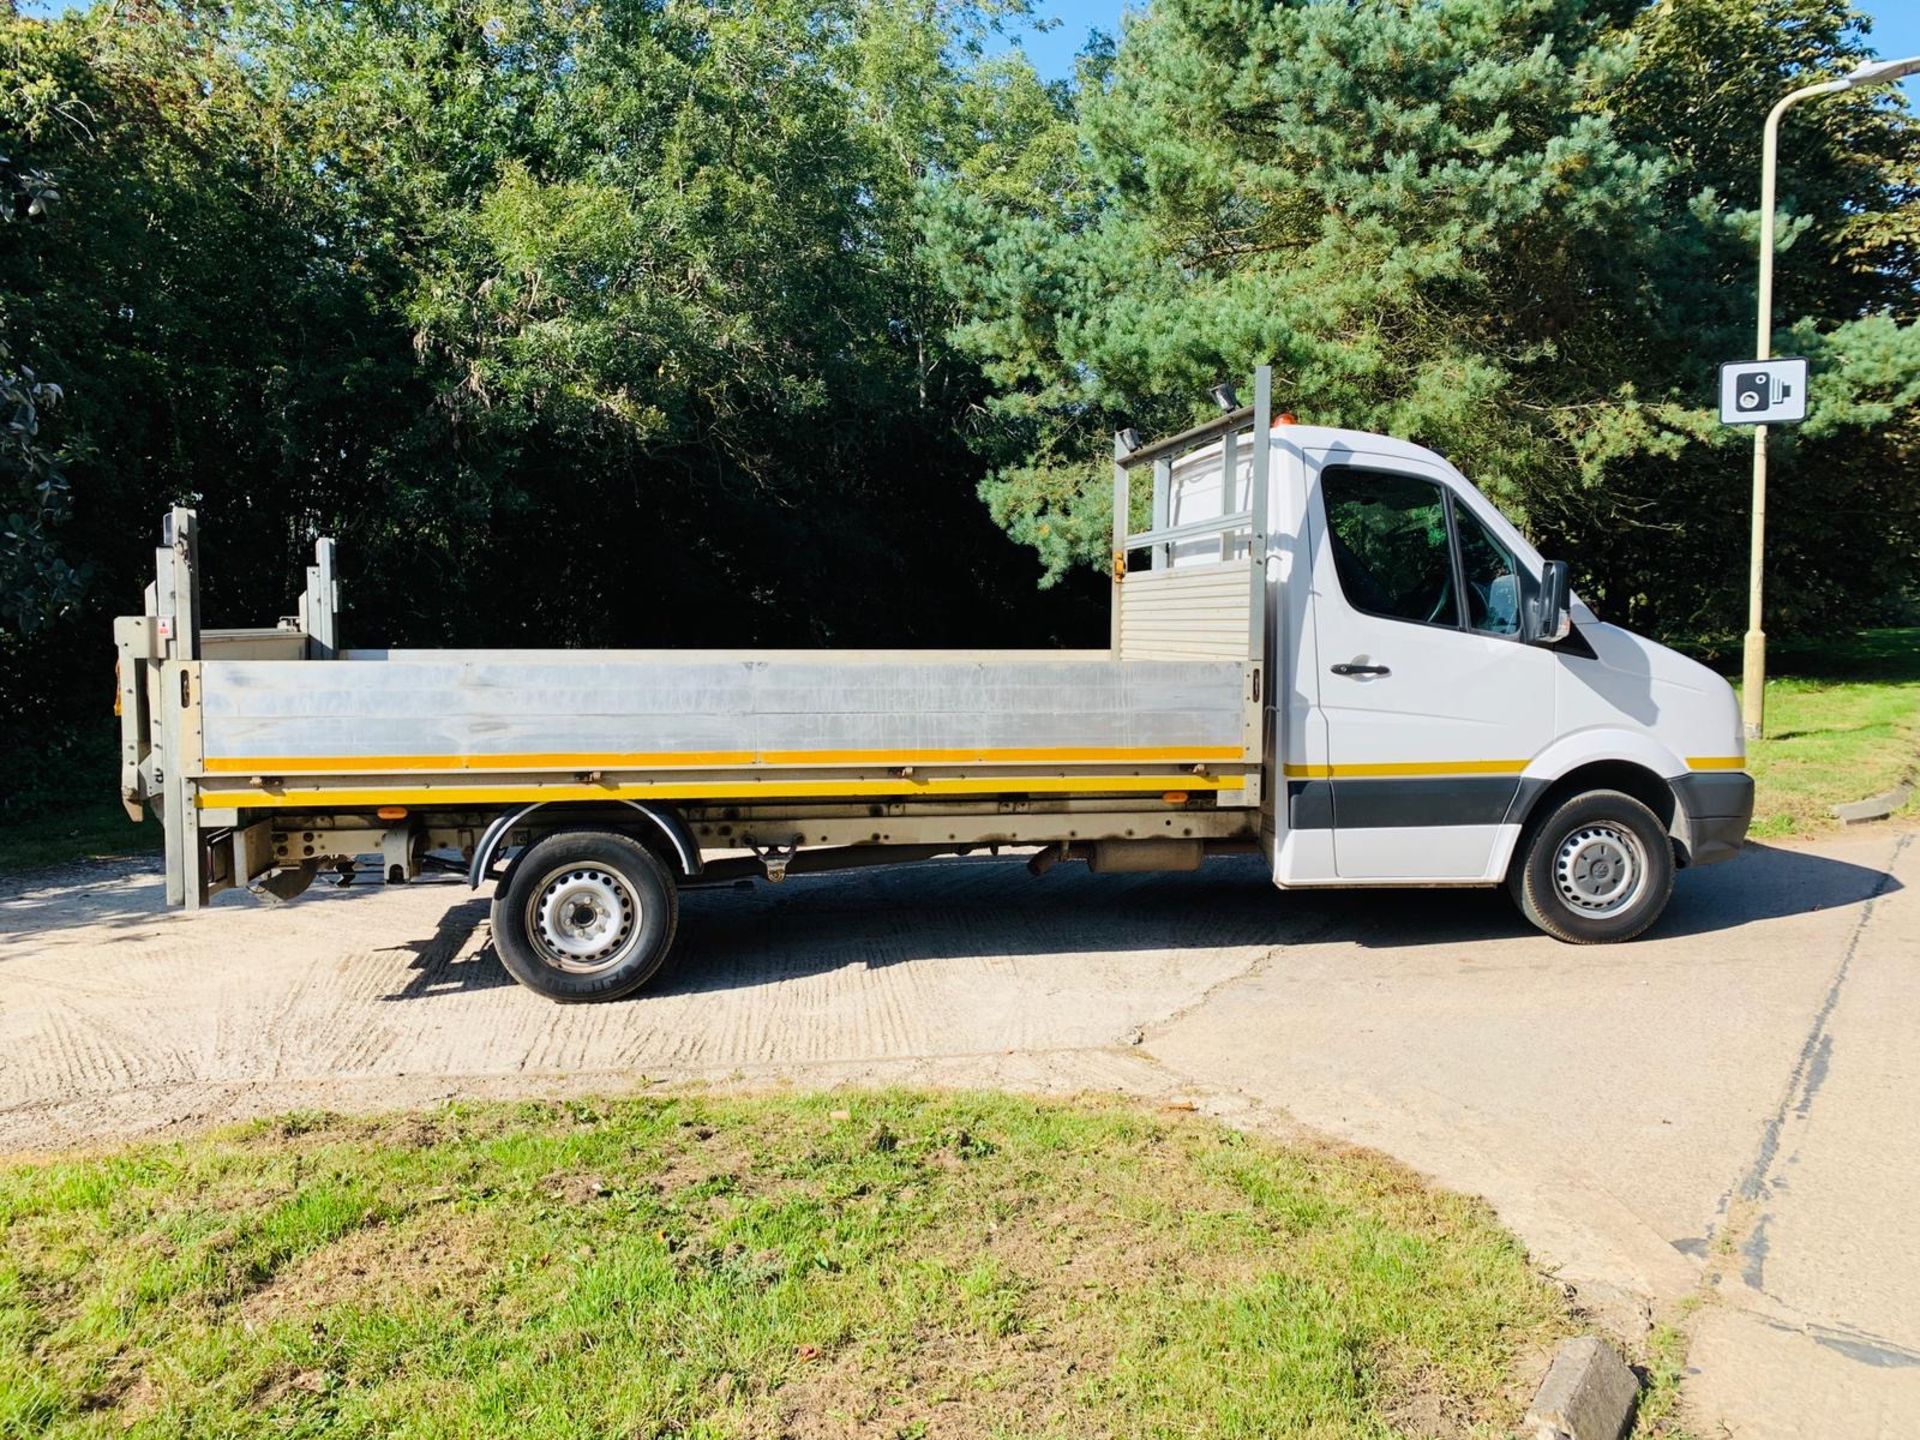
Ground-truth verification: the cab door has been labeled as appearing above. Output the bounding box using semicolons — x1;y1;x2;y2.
1305;453;1555;879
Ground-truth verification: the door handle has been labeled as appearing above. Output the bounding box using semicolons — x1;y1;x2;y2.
1331;662;1391;677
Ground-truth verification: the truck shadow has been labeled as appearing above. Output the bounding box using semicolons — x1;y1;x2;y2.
383;897;513;1000
0;858;447;943
381;838;1901;1000
502;839;1892;1000
1650;837;1902;940
9;838;1899;990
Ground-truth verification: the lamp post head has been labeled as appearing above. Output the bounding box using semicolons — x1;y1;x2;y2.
1839;56;1920;88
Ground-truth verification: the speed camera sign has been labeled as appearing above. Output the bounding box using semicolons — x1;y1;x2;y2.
1719;357;1808;426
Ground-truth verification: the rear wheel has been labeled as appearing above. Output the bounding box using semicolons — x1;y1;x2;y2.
491;830;679;1001
1508;788;1674;944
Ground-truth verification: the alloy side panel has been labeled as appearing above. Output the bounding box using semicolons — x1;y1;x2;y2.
195;657;1249;772
187;655;1259;820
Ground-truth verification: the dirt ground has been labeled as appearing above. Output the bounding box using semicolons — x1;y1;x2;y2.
0;853;1260;1149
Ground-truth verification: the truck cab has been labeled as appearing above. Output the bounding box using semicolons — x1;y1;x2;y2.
1123;402;1752;937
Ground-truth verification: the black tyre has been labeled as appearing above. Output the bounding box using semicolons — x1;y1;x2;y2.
491;830;679;1001
1508;788;1674;944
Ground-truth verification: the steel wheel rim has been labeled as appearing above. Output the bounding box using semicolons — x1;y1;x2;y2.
1553;823;1648;918
526;865;640;974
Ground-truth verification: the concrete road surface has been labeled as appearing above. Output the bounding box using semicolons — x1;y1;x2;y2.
2;826;1915;1437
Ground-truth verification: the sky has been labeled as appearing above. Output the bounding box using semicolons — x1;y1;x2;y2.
1002;0;1920;100
16;0;1920;103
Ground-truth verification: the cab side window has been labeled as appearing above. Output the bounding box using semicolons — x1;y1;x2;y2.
1322;468;1460;628
1456;509;1521;636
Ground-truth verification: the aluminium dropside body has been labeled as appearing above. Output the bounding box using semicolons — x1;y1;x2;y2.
116;367;1754;999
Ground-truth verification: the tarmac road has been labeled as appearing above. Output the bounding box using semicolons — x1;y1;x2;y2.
2;825;1914;1437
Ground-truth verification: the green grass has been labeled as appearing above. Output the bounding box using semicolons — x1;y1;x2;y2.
0;1091;1569;1439
0;728;156;877
0;794;157;877
1726;628;1920;839
1631;1311;1698;1438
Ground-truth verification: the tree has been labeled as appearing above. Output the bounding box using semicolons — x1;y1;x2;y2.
0;150;83;635
932;0;1920;638
211;0;1099;650
1553;0;1920;636
0;0;1104;791
0;336;83;636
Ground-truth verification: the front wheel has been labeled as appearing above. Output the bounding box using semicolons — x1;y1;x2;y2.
1508;789;1674;944
491;830;679;1001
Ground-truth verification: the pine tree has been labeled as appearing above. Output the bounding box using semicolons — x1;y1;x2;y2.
932;0;1920;636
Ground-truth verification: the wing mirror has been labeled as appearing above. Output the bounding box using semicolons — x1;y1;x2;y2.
1528;560;1572;645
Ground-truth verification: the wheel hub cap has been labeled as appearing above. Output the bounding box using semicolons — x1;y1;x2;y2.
1554;824;1646;917
531;867;638;972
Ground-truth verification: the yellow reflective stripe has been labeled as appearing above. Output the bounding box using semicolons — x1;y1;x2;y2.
200;745;1248;775
201;752;758;774
195;773;1236;810
1281;759;1527;779
1283;756;1749;779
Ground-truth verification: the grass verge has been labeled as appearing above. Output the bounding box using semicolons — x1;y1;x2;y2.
0;727;156;877
0;1091;1569;1439
1631;1314;1697;1438
0;794;157;877
1726;628;1920;839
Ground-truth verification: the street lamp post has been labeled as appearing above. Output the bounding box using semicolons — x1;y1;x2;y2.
1743;55;1920;742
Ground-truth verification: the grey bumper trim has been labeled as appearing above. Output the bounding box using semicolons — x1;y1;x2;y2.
1673;771;1754;867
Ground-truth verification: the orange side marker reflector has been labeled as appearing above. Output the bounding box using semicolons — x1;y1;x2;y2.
1162;791;1189;805
376;806;409;821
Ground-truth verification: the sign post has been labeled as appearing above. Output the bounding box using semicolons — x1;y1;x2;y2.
1731;61;1918;743
1720;357;1809;743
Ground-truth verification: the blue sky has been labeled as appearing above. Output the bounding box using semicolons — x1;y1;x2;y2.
998;0;1920;100
18;0;1920;101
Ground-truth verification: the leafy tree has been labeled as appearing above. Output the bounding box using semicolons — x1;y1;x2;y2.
0;152;83;635
1611;0;1917;327
211;0;1100;650
0;337;83;635
0;0;1104;797
933;0;1675;577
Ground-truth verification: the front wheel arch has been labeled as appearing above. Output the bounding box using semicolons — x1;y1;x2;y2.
1506;760;1682;873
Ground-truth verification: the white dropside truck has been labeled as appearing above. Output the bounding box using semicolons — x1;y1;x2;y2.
117;368;1753;1001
